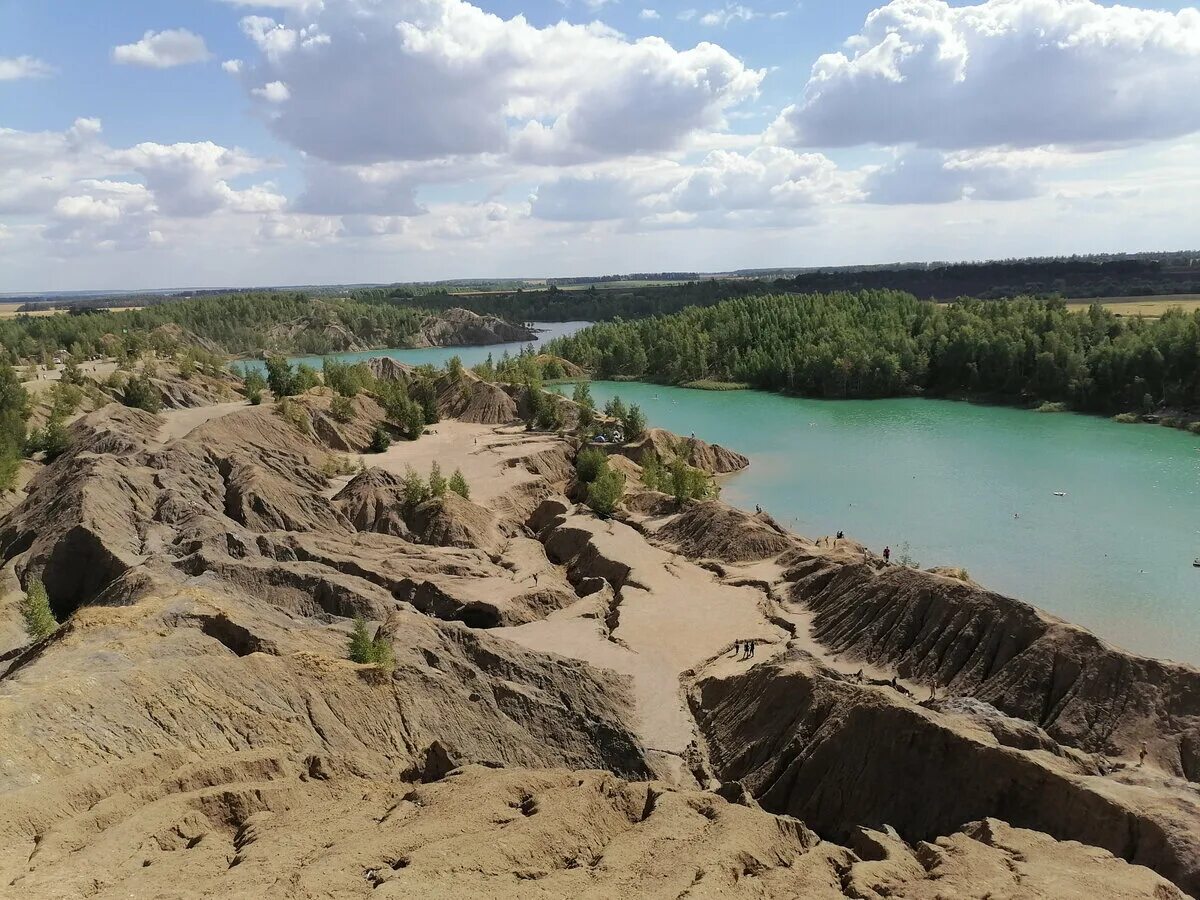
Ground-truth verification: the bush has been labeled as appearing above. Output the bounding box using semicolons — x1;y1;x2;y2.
293;364;320;394
402;465;430;508
622;404;647;440
413;378;440;425
49;381;82;419
428;461;447;498
348;617;394;672
276;396;311;435
370;423;392;453
449;468;470;499
25;417;71;461
639;451;667;492
121;372;162;414
20;577;57;640
667;458;715;504
604;396;627;420
587;467;625;518
447;355;465;382
330;394;355;423
242;369;266;405
264;355;295;397
60;359;86;386
575;447;608;483
323;358;372;397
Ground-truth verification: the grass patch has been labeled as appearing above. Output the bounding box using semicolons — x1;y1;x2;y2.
1113;412;1141;424
1035;401;1067;413
682;380;751;391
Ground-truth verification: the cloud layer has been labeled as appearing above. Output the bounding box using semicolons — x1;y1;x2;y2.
113;29;212;69
775;0;1200;150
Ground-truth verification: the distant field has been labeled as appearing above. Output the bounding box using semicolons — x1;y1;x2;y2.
0;302;63;319
1064;295;1200;317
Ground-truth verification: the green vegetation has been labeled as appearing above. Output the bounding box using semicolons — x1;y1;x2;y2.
369;424;392;453
20;577;57;641
682;380;751;391
240;368;266;404
120;371;162;414
449;468;470;500
347;617;395;672
0;292;432;361
587;467;625;518
548;292;1200;417
575;447;609;483
428;461;447;498
330;394;355;423
322;358;373;397
639;452;717;503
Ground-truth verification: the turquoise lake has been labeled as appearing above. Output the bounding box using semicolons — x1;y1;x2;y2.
283;326;1200;664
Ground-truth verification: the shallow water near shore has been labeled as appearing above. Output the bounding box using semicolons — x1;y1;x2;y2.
579;381;1200;666
292;327;1199;664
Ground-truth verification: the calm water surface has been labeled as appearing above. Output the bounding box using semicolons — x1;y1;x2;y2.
253;329;1199;663
579;382;1200;665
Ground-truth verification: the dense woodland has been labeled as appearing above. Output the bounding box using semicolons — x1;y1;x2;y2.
545;292;1200;416
0;293;430;360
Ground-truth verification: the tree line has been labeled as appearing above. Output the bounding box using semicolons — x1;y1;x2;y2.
545;291;1200;417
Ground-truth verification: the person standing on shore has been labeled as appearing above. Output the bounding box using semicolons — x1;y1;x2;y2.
883;546;891;564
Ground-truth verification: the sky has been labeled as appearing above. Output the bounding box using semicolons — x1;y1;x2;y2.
1;0;1199;292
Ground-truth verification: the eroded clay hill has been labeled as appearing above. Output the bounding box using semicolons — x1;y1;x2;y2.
0;375;1197;898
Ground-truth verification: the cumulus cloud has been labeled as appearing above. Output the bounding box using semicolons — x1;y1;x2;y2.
252;80;291;103
0;120;285;255
0;56;56;80
112;29;212;69
863;149;1056;205
532;146;851;227
234;0;762;165
296;163;425;216
773;0;1200;150
639;8;660;19
222;59;244;74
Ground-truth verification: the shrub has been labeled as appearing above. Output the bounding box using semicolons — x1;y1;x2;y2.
293;364;320;394
20;577;57;640
449;468;470;499
604;396;627;420
639;451;667;492
575;447;608;483
428;461;447;498
348;616;374;664
242;369;266;405
276;396;311;435
413;378;440;425
369;423;392;453
177;355;196;380
447;355;465;382
25;417;71;461
121;372;162;414
330;394;355;423
323;358;372;397
49;381;83;419
622;404;647;440
402;465;430;508
587;467;625;518
264;355;294;397
60;360;86;386
667;458;715;504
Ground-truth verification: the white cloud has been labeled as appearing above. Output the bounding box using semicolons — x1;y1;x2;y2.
112;29;212;69
774;0;1200;150
296;163;425;216
639;8;660;20
235;0;762;165
0;56;56;80
222;59;244;74
863;149;1053;205
532;146;852;227
252;80;291;103
699;4;758;27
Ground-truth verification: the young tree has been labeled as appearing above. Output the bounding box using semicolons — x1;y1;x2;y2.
587;467;625;518
369;423;392;453
242;369;267;405
572;381;594;409
428;461;447;498
622;404;647;440
575;447;608;483
447;355;465;382
448;468;470;499
20;577;57;640
330;394;355;423
402;465;430;508
348;616;375;664
604;396;627;420
639;451;667;492
121;372;162;414
264;355;295;397
293;364;320;393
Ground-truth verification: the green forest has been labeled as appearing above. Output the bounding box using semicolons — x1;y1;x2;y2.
0;292;431;360
545;292;1200;416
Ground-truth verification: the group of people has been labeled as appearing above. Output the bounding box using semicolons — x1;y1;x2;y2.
733;639;757;660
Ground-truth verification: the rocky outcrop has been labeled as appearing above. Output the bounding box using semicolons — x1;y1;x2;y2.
333;468;411;537
2;762;1180;899
784;552;1200;781
657;502;794;562
433;369;519;424
410;307;535;348
618;427;749;474
691;650;1200;896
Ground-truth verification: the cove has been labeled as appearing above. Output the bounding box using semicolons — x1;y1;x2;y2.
575;381;1200;666
257;324;1198;664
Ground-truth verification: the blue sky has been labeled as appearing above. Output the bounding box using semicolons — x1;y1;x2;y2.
1;0;1199;290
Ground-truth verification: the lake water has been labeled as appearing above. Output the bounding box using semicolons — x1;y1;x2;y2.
257;326;1199;664
576;382;1200;665
238;321;592;374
